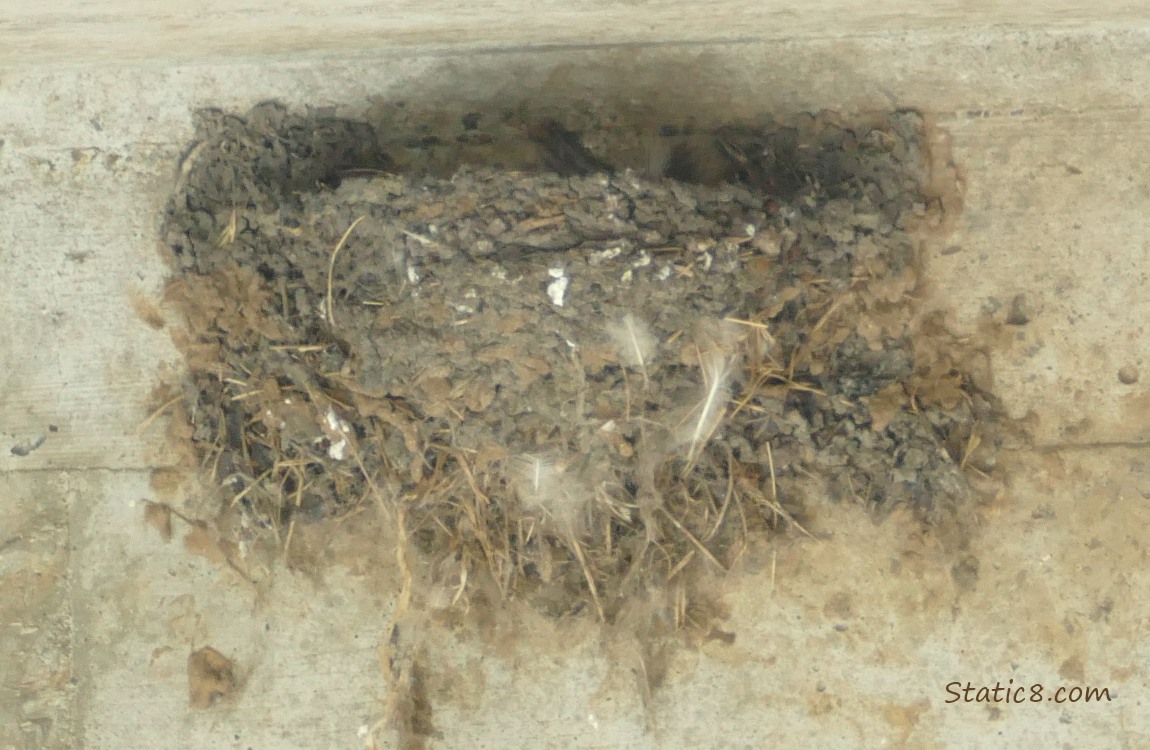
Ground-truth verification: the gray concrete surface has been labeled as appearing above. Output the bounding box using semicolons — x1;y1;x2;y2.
2;5;1150;749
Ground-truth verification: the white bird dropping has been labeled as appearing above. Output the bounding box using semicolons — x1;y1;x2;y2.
547;266;569;307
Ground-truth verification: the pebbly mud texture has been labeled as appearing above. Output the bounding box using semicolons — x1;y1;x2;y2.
160;102;1002;625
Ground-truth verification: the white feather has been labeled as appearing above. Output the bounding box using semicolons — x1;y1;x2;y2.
607;313;657;384
679;349;732;467
514;455;557;503
513;454;589;534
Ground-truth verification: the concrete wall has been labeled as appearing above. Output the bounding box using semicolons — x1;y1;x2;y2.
2;4;1148;749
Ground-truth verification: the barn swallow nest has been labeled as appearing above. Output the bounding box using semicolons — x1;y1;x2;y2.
158;102;1002;624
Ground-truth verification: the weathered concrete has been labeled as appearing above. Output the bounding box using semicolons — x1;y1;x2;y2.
2;5;1148;748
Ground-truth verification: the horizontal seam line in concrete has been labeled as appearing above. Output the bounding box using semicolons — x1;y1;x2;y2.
5;22;1149;70
3;465;167;474
1030;441;1150;452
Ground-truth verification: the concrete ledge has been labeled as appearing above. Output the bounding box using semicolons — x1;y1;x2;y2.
2;2;1145;66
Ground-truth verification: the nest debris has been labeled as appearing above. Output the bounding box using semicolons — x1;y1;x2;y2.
155;102;1003;634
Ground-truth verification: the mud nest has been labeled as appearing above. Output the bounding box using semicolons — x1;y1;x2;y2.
159;102;999;625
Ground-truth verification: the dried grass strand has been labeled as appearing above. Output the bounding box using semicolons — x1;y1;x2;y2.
325;215;366;328
569;536;605;622
659;507;726;572
136;395;183;435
